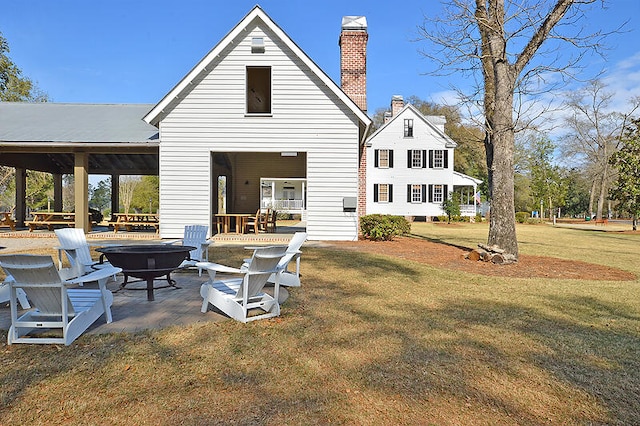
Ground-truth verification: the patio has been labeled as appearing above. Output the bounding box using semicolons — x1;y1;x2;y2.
0;222;305;336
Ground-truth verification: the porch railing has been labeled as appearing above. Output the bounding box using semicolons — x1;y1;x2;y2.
261;199;304;211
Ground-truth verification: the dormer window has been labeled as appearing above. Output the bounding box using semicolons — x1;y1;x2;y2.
246;66;271;114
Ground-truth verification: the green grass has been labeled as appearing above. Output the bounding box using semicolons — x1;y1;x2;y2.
1;223;639;424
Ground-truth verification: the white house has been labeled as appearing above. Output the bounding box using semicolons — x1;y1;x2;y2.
366;96;481;220
143;6;371;240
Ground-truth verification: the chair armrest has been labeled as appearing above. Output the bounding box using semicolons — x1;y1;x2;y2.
65;266;122;286
162;239;183;245
196;262;242;274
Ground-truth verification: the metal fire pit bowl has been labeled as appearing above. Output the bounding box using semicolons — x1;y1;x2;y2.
97;244;196;301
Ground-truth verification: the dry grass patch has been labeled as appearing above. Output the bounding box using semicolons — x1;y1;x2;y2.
1;225;639;424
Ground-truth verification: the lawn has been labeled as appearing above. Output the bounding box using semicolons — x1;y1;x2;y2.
1;223;639;425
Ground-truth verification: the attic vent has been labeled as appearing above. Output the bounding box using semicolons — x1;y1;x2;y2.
251;37;265;53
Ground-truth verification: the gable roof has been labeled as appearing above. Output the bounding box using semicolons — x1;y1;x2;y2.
143;5;371;129
367;103;457;148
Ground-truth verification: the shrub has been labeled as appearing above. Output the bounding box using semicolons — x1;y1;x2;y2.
360;214;410;241
475;213;483;223
515;211;530;223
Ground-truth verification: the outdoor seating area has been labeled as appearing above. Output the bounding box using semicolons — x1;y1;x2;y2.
215;208;279;235
0;228;308;342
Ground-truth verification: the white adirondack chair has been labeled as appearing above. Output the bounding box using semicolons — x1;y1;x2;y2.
239;232;308;287
0;278;30;309
163;224;211;268
0;254;120;345
198;245;288;323
54;228;119;284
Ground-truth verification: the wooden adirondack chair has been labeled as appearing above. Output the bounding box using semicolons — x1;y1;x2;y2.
0;254;120;345
163;224;211;268
54;228;119;283
240;232;307;287
197;245;287;322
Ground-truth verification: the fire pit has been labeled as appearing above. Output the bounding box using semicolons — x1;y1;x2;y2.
97;244;195;301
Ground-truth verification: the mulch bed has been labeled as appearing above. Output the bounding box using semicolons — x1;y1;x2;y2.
329;237;636;281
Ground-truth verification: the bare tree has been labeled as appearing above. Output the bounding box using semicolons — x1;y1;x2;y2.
418;0;614;259
561;80;640;220
119;176;141;214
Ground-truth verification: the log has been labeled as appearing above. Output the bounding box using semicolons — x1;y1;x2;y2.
479;249;492;262
478;243;505;254
467;250;481;261
490;253;505;264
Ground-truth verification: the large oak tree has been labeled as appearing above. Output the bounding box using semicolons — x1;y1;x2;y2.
419;0;609;259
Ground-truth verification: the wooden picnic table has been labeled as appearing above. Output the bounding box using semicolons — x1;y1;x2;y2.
214;213;251;234
0;212;16;231
26;212;93;232
110;213;159;233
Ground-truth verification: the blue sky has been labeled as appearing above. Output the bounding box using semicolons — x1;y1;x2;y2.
2;0;639;117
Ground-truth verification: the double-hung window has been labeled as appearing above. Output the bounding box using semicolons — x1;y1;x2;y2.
408;149;426;168
374;149;393;168
374;184;393;203
428;184;448;203
428;149;448;169
407;184;427;203
404;119;413;137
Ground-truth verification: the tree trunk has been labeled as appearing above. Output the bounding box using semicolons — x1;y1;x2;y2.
596;165;607;220
588;179;596;217
486;63;518;258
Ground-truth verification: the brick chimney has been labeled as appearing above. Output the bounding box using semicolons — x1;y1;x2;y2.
391;95;404;117
339;16;368;113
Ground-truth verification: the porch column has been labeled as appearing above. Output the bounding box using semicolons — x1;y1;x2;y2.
53;173;63;211
14;167;27;228
110;174;120;220
74;152;90;232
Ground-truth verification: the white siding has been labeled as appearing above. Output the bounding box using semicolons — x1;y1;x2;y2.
158;21;361;240
366;108;455;218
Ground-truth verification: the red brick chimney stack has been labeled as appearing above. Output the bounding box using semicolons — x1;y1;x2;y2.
391;95;404;117
339;16;368;113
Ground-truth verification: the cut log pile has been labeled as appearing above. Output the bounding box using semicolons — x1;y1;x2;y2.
465;243;517;264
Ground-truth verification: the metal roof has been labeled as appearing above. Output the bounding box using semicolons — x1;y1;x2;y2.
0;103;158;144
0;103;159;175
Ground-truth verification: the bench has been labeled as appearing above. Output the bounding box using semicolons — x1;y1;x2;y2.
109;213;159;233
0;212;16;231
26;212;94;232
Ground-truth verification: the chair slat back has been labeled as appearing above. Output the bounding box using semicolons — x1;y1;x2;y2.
183;225;208;260
0;254;73;316
55;228;93;272
239;245;287;299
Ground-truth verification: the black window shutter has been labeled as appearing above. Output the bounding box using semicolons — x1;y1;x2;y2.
422;184;427;202
389;150;394;168
443;185;448;198
374;150;379;168
407;150;412;168
374;184;379;202
444;150;448;169
407;184;411;202
423;150;428;168
428;184;433;203
429;150;434;168
388;184;393;202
